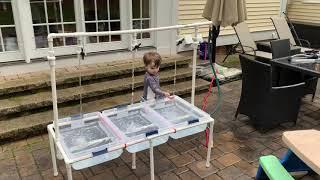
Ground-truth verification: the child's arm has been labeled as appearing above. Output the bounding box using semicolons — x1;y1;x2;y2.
148;77;166;96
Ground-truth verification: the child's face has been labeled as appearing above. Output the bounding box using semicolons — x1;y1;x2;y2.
146;62;159;75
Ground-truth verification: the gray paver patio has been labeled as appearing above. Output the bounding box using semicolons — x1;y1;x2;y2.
1;80;320;179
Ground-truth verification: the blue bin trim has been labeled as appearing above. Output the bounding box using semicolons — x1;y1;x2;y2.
92;148;108;157
115;103;130;110
70;114;82;120
146;130;158;137
188;119;199;125
59;124;71;130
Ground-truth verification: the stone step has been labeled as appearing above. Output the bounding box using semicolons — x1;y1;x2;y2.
0;67;192;117
0;78;210;143
0;55;190;96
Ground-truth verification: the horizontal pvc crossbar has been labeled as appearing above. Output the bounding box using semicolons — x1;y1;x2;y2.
47;21;213;40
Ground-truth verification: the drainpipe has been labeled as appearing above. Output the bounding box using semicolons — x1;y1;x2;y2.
280;0;288;16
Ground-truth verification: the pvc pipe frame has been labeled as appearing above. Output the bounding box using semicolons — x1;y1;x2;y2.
47;21;214;180
47;21;213;140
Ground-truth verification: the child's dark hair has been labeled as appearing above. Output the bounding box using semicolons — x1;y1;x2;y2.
143;52;162;67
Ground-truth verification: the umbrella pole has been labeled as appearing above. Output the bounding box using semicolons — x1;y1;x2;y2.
210;25;220;64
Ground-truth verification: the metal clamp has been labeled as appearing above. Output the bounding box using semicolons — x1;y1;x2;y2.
80;48;85;60
132;43;142;51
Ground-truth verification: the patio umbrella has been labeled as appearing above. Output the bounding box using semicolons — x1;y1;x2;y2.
202;0;247;63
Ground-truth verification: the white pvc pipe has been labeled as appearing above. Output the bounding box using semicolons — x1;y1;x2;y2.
132;153;136;169
48;127;58;176
47;40;60;141
191;26;199;105
47;21;213;40
107;144;126;152
66;163;73;180
206;122;214;167
149;141;155;180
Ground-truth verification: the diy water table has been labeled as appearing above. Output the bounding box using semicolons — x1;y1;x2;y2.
48;96;214;180
47;21;216;180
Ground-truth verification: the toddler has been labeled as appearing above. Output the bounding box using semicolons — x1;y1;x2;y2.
142;52;171;100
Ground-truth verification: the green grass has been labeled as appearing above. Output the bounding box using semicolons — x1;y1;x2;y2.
220;55;240;69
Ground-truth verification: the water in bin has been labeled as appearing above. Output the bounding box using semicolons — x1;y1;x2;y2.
152;98;198;125
102;104;171;153
148;96;208;139
59;113;119;158
62;122;114;154
108;109;158;137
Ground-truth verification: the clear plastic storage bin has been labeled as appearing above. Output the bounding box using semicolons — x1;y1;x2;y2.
58;112;123;170
102;103;171;153
148;96;210;139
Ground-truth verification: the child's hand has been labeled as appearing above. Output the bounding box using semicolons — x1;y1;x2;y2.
164;92;170;97
164;92;174;99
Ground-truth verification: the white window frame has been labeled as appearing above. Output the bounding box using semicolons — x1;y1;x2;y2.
80;0;129;53
30;0;77;48
131;0;154;48
28;0;78;58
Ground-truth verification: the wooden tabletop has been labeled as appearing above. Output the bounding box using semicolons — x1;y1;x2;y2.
282;129;320;174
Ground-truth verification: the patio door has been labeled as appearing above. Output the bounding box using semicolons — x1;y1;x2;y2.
0;0;23;62
24;0;154;61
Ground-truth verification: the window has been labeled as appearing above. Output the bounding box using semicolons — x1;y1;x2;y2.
132;0;150;39
0;0;18;52
30;0;77;48
83;0;121;44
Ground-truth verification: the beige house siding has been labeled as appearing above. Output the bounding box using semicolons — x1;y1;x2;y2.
178;0;280;37
287;0;320;26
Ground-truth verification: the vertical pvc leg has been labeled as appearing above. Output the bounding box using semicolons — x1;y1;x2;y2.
56;146;63;160
132;153;136;169
48;45;60;142
48;130;58;176
66;163;73;180
149;141;155;180
206;122;214;167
